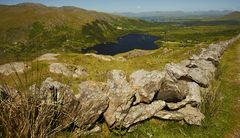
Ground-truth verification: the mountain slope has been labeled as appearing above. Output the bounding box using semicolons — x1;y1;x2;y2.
222;11;240;20
0;3;116;31
0;3;143;42
0;3;149;63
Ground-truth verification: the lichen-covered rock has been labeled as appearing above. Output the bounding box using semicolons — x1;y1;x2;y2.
187;59;216;75
155;110;184;121
199;48;220;66
165;63;189;80
103;70;135;128
123;100;166;128
187;68;211;87
85;53;126;62
36;53;60;61
155;105;204;125
130;70;165;104
49;63;88;78
76;81;109;129
178;59;191;67
178;105;205;125
167;82;201;110
155;74;188;103
0;62;29;76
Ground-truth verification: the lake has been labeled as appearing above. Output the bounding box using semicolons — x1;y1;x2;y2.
83;34;160;55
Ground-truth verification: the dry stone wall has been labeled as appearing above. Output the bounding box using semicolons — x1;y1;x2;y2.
1;34;240;133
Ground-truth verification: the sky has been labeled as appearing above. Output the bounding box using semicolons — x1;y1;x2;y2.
0;0;240;13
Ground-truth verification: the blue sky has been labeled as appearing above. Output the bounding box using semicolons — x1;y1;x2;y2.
0;0;239;12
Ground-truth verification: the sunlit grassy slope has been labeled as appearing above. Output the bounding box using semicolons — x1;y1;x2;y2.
75;37;240;138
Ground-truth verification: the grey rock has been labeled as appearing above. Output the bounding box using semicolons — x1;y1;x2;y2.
165;63;189;80
123;100;166;128
187;59;216;75
36;53;60;61
155;110;184;120
178;105;205;125
76;81;109;129
85;53;126;62
0;62;29;76
199;49;220;66
49;63;73;77
187;68;211;87
104;70;136;128
178;59;191;67
155;105;204;125
167;82;201;110
49;63;88;78
130;70;165;104
155;74;188;103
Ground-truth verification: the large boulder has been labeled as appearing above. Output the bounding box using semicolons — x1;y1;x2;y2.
123;100;166;128
103;70;136;128
155;74;188;103
75;81;109;129
165;63;189;81
49;63;88;78
0;62;29;76
167;82;201;110
187;68;211;88
130;70;165;104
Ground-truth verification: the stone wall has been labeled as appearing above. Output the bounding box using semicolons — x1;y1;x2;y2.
1;34;240;133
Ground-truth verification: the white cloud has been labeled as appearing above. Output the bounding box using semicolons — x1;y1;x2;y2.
137;5;142;9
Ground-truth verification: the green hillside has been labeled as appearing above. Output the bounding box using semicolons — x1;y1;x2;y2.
222;11;240;20
0;3;148;61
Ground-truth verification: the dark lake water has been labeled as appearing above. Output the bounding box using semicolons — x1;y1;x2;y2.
83;34;160;55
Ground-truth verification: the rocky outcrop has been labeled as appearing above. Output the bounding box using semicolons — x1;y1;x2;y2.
0;62;29;75
36;53;60;61
85;53;126;62
49;63;88;78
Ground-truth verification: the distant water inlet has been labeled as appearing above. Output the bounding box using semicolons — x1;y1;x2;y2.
83;34;160;55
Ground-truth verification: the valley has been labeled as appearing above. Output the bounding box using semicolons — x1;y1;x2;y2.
0;2;240;138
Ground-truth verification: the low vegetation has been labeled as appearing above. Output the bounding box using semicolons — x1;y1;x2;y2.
1;3;240;138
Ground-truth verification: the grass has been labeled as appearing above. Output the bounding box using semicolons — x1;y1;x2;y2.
95;39;240;138
1;14;240;137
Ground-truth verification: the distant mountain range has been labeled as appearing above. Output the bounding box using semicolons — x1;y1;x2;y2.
222;11;240;20
114;11;235;22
